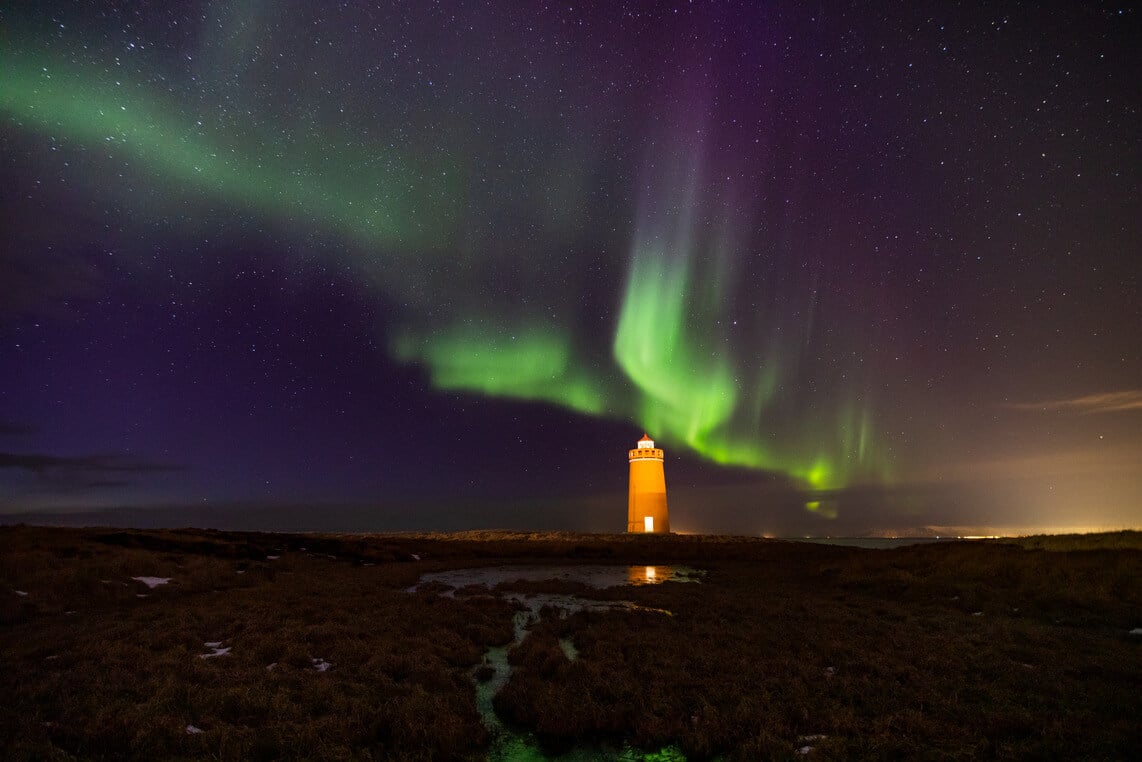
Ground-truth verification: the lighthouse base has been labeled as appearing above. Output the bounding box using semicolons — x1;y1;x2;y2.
626;507;670;534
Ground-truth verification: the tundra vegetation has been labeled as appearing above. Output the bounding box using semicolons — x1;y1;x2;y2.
1;526;1139;760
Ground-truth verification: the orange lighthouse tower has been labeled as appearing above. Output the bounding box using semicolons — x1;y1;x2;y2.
628;433;669;533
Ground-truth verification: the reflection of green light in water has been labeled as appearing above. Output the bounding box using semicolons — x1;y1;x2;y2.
620;746;688;762
488;737;686;762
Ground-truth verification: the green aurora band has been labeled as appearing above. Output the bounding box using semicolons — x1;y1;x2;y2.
610;143;883;489
391;326;609;418
0;56;457;251
2;37;887;494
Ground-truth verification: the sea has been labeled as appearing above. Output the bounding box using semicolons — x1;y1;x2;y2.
787;537;970;549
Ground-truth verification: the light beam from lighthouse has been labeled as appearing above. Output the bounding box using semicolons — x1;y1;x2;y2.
628;433;669;533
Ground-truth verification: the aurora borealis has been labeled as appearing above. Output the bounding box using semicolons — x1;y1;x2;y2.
2;2;1139;535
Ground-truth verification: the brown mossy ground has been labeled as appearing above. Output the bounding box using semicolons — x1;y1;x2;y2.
1;525;1139;760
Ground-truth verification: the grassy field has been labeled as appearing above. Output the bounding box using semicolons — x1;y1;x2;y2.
1;526;1139;760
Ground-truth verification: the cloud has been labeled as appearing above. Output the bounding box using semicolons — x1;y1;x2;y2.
1006;390;1142;414
0;451;182;494
0;452;178;475
0;420;37;437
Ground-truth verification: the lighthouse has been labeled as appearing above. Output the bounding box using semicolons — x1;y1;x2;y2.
628;433;670;533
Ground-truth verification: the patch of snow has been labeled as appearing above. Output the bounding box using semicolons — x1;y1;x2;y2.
798;734;827;742
558;637;579;661
131;576;171;589
266;555;280;560
972;611;983;616
136;594;149;598
186;724;204;735
65;610;76;615
411;553;421;561
311;657;332;672
1130;628;1142;636
798;746;814;755
236;570;246;575
824;666;836;677
199;642;230;659
266;662;277;671
14;589;29;597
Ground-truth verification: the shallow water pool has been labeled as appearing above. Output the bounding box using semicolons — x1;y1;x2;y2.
411;564;703;592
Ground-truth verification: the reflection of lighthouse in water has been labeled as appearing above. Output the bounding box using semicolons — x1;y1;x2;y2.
627;433;670;533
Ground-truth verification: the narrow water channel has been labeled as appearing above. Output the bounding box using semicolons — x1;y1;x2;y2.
409;565;702;761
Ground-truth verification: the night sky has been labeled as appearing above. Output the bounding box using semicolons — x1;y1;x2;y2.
2;1;1139;535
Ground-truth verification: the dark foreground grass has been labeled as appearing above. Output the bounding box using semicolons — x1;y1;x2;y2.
1;526;1139;760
